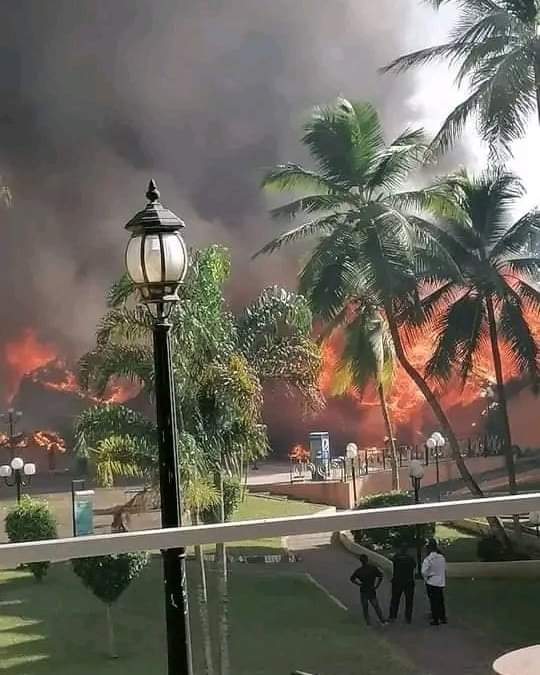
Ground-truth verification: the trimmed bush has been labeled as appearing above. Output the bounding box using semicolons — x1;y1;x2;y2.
5;496;57;581
72;553;149;658
201;476;242;524
351;491;435;552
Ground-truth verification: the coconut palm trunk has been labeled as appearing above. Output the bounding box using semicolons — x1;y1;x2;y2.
385;307;510;543
105;604;118;659
193;511;215;675
216;471;230;675
485;296;521;538
535;55;540;127
378;384;399;490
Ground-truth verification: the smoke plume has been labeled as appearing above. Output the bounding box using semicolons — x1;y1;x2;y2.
0;0;443;402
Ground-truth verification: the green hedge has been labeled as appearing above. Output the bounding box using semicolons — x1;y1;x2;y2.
351;491;435;552
5;496;58;581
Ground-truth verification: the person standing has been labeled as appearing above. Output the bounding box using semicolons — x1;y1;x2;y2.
422;538;447;626
350;554;387;626
388;543;416;623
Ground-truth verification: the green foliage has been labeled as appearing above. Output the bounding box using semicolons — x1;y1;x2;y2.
423;169;540;391
383;0;540;155
351;492;435;552
200;477;242;524
5;497;57;581
74;244;320;492
72;553;148;605
476;534;523;562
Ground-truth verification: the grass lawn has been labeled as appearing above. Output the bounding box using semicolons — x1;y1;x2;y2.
448;578;540;650
436;524;479;562
0;560;418;675
224;493;327;555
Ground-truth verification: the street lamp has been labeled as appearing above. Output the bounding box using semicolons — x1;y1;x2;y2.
124;179;192;675
409;459;424;578
346;443;358;506
0;456;36;503
1;408;23;460
427;432;445;502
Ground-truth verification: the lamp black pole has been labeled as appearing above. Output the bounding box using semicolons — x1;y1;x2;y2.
153;317;193;675
124;180;192;675
435;451;441;502
412;476;422;578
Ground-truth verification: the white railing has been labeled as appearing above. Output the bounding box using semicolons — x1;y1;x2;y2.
1;493;539;567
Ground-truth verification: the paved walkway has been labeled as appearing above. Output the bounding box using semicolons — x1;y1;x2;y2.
288;532;496;675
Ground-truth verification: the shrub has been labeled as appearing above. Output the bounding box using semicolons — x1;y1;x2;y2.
5;496;57;582
477;535;505;561
72;553;149;658
201;476;242;524
351;491;435;552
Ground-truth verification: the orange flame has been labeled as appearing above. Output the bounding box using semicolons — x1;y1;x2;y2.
0;429;66;453
3;329;139;405
319;306;540;446
4;329;57;401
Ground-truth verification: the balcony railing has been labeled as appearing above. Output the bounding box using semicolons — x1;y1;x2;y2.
1;492;539;566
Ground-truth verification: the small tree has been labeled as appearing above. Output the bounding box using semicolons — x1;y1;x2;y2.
5;496;57;582
72;553;148;658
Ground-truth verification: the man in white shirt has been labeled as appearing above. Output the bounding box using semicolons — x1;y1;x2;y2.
421;538;447;626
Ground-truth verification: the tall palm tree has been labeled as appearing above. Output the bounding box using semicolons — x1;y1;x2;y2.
327;302;401;489
383;0;540;155
256;98;486;498
420;169;540;495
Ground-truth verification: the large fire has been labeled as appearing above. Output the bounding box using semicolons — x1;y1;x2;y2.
4;329;57;400
4;328;139;405
319;308;540;447
0;429;66;454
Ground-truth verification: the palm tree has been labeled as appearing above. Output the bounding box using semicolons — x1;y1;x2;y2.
383;0;540;155
420;169;540;497
256;98;486;498
325;302;400;489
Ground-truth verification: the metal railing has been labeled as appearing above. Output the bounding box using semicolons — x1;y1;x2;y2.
1;493;540;567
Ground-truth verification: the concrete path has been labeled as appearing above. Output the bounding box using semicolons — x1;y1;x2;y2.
288;531;496;675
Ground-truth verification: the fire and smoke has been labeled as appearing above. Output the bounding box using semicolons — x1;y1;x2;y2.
0;0;445;404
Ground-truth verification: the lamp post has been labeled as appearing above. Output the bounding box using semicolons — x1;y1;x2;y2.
409;459;424;578
124;179;192;675
346;442;358;506
1;408;22;460
0;456;36;503
427;432;445;502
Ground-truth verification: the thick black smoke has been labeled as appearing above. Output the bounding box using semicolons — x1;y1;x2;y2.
0;0;439;401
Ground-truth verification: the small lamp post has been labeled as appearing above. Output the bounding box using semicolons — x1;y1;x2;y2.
0;456;36;503
346;443;358;506
409;459;424;578
1;408;23;460
427;432;445;502
124;179;192;675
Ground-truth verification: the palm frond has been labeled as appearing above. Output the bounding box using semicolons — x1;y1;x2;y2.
426;292;486;385
107;275;135;308
490;209;540;258
367;127;427;193
302;101;384;187
261;163;341;193
499;288;539;390
269;193;354;221
253;214;341;258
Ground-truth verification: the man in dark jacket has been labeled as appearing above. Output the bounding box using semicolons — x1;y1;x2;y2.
350;554;387;625
388;543;416;623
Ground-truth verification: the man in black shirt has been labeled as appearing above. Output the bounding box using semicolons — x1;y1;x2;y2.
350;554;386;625
388;543;416;624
